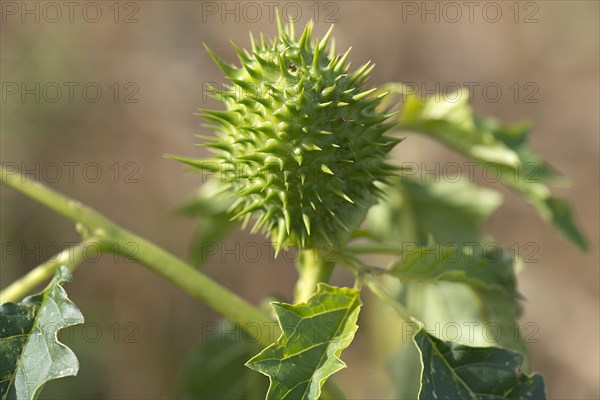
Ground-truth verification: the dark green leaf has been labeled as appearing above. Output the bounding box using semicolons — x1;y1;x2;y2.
0;266;84;400
414;329;546;399
246;284;361;400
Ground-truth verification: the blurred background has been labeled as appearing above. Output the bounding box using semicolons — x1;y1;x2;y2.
1;1;598;398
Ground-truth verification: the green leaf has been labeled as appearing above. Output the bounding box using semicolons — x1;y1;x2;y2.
475;287;526;353
399;90;587;251
366;176;502;245
360;173;527;355
246;284;361;400
414;329;546;399
504;181;588;252
362;173;526;354
172;320;268;399
401;281;526;355
385;245;527;354
0;266;84;400
388;244;517;295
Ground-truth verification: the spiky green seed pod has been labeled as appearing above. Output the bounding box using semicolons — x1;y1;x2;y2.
174;17;400;253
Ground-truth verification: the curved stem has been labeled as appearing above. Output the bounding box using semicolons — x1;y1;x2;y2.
0;165;275;346
0;237;98;303
0;167;116;234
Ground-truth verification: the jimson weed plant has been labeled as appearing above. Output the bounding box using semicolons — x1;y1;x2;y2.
0;16;588;400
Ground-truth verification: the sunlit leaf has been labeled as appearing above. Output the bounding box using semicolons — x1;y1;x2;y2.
246;284;361;400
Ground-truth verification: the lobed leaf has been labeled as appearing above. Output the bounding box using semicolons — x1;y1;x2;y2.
398;90;587;251
0;266;84;400
414;329;546;399
246;284;361;400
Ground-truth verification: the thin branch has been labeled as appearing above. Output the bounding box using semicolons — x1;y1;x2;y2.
0;165;275;346
339;253;414;323
0;238;98;303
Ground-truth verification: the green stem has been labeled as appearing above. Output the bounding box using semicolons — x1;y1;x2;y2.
346;244;404;255
340;254;413;322
0;238;97;303
363;275;413;323
294;248;335;303
0;165;274;346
